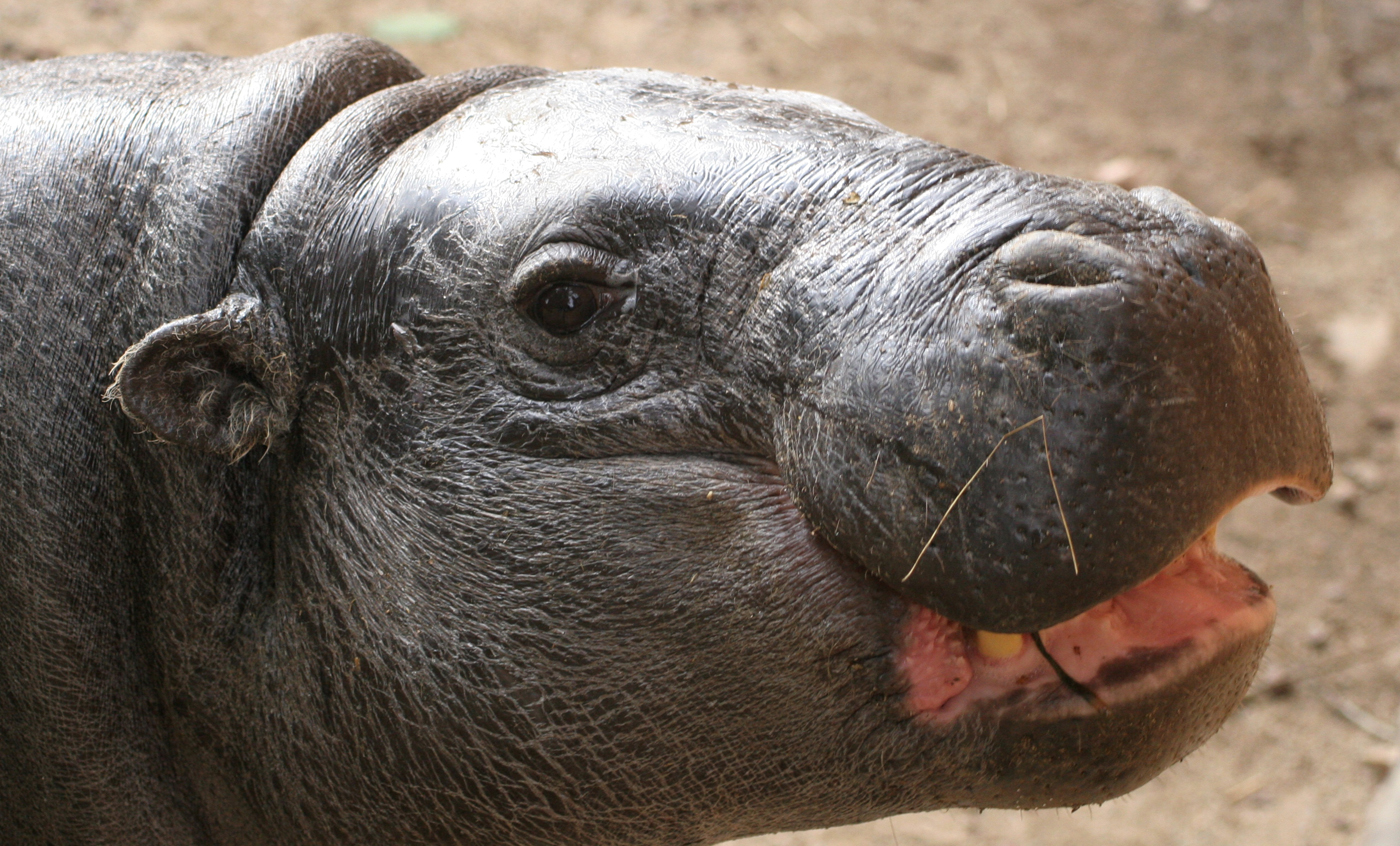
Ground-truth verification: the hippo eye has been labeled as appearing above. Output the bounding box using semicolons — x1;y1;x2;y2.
532;282;600;335
513;242;636;338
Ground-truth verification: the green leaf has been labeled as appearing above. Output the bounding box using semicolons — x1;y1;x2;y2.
368;12;461;44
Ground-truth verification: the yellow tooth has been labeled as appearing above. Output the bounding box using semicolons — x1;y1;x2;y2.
976;630;1024;659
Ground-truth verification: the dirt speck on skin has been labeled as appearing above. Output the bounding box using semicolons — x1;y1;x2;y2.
3;1;1398;843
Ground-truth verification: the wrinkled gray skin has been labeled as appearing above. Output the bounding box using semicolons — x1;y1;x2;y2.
0;35;1330;846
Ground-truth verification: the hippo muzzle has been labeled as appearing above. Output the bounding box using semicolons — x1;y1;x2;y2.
775;181;1330;633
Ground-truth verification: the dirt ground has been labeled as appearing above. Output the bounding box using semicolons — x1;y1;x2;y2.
2;0;1398;843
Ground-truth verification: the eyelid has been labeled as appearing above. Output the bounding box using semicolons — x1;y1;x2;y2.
509;242;636;306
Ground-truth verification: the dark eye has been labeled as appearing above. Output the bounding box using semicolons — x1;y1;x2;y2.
533;282;600;335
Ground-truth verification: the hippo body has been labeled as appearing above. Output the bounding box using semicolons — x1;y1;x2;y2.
0;35;1330;846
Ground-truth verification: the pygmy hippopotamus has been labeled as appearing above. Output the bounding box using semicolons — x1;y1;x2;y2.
0;34;1330;846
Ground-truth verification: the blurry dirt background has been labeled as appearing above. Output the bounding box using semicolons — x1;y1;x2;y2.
3;0;1398;843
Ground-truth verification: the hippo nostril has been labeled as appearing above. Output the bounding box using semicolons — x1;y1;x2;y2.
1271;484;1325;505
992;230;1134;289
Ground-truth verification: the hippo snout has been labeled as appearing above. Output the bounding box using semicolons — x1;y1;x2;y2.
777;185;1330;633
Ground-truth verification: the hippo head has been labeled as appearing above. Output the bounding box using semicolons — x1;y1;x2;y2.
112;67;1330;843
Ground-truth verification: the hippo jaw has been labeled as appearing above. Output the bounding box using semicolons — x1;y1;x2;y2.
886;529;1275;808
752;146;1329;805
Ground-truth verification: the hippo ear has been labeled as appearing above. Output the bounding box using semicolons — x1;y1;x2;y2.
107;294;298;461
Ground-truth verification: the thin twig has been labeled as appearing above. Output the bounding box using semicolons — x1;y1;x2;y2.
902;416;1043;582
866;448;882;492
902;415;1081;581
1325;696;1397;743
1032;632;1107;711
1041;417;1080;575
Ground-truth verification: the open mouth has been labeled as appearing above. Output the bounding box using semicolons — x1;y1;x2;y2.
897;526;1276;723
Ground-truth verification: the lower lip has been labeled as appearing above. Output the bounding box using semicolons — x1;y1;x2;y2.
897;531;1276;722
